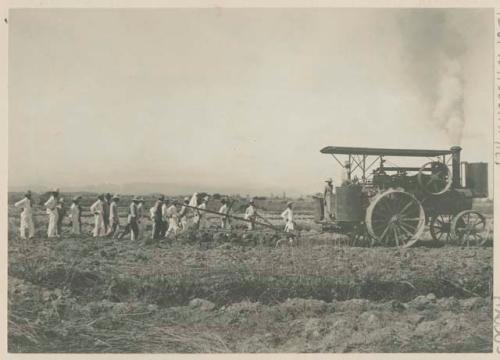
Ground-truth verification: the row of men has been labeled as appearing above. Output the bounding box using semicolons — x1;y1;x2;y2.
13;189;296;240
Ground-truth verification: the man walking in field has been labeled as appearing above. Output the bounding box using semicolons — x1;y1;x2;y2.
324;178;334;220
90;194;105;237
151;195;165;241
276;201;296;246
119;196;140;240
161;198;170;238
56;197;66;237
165;199;180;239
244;200;257;230
106;194;120;238
44;189;59;238
14;190;35;240
196;196;209;229
69;196;82;235
219;198;231;230
178;197;191;231
102;193;112;234
137;197;145;240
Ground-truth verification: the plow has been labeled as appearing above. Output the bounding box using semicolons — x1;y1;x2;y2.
170;145;490;249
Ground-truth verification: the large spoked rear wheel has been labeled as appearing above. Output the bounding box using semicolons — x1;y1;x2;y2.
451;210;487;247
366;189;426;248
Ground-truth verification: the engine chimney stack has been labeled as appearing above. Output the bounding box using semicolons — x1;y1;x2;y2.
450;146;462;187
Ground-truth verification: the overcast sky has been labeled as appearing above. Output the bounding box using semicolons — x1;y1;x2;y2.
8;8;493;195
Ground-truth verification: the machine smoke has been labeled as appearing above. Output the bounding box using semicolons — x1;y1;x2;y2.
398;10;467;145
432;58;464;144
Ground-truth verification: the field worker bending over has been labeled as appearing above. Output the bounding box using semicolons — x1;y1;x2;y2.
151;195;165;241
90;194;105;237
137;197;145;240
196;196;209;229
178;197;190;231
44;189;60;238
244;200;257;230
165;200;180;238
323;178;334;221
106;194;120;238
69;196;82;235
56;198;66;237
14;190;35;239
219;198;231;230
119;196;140;240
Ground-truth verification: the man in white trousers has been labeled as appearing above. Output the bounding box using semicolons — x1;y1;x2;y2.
165;200;180;239
178;197;191;231
44;189;59;238
219;198;231;230
14;190;35;239
69;196;82;235
244;200;257;230
137;197;145;240
276;202;296;247
106;194;120;238
90;194;105;237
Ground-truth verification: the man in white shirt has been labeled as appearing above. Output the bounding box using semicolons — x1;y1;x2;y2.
119;196;140;240
161;198;170;238
244;200;257;230
196;196;209;229
137;197;145;240
281;201;295;233
106;194;120;238
178;197;191;231
165;200;180;239
69;196;82;235
323;178;334;220
277;202;296;246
219;198;231;230
44;189;59;238
90;194;105;237
14;190;35;239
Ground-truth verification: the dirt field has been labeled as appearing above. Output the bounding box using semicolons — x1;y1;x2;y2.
7;195;494;353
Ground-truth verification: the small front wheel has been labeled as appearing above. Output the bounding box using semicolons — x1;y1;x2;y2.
451;210;487;247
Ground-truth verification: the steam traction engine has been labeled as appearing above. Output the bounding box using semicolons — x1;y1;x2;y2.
315;146;489;248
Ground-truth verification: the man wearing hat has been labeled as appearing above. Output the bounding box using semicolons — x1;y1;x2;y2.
119;196;140;240
44;188;60;237
69;196;82;235
106;194;120;238
195;196;209;229
90;194;105;237
244;200;257;230
56;197;66;237
151;195;165;241
323;178;334;220
14;190;35;239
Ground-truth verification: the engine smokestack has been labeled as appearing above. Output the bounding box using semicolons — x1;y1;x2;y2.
450;145;462;187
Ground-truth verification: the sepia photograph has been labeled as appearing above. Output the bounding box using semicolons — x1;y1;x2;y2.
5;4;495;354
